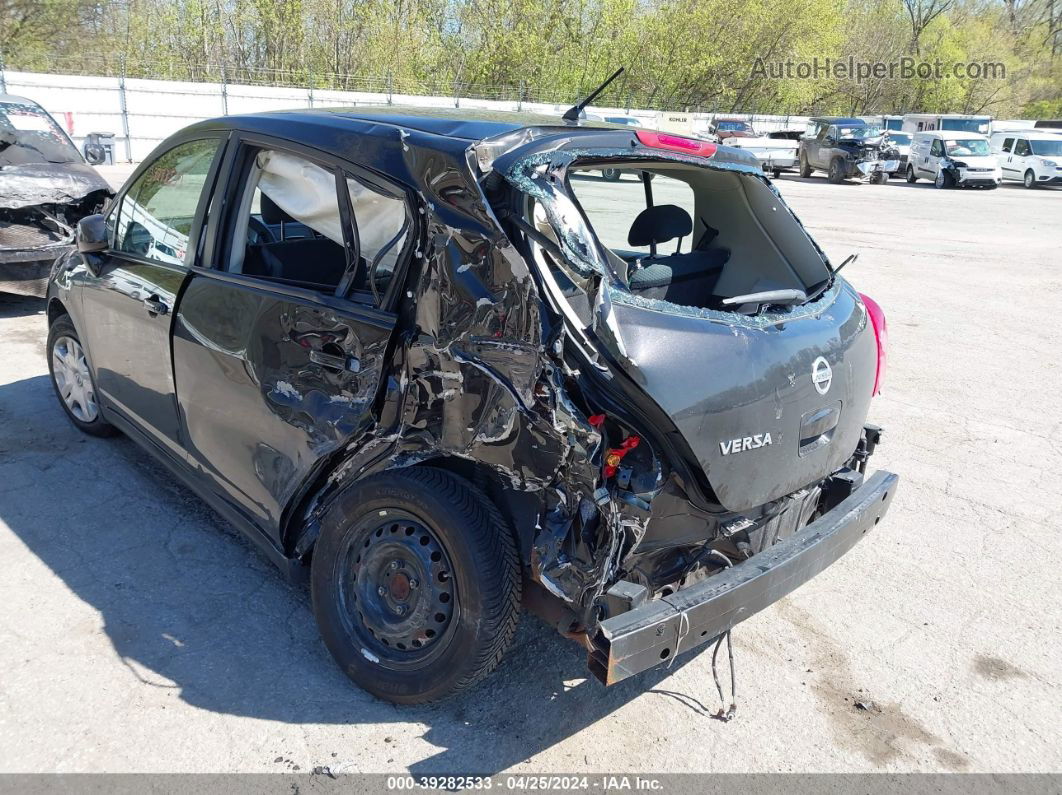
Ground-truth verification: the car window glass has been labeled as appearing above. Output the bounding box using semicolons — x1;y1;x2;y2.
345;175;409;300
930;140;943;156
114;138;220;265
1002;138;1013;152
1014;139;1031;156
229;148;349;291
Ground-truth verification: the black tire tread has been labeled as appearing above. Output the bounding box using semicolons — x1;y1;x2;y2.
311;465;521;702
405;466;522;697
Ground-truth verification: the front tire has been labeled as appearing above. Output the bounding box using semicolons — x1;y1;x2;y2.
906;165;918;183
934;169;954;189
311;467;521;704
47;315;117;437
827;158;845;183
1023;170;1038;189
601;167;621;181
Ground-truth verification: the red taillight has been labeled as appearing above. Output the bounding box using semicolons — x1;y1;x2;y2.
635;130;717;158
860;293;887;396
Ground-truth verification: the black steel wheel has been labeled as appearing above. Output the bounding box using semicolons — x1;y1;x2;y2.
311;467;520;704
336;510;458;663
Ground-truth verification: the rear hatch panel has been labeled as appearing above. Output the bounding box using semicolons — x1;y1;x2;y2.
490;129;878;512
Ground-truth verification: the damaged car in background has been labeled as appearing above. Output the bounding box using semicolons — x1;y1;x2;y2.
799;117;901;184
1;94;112;297
45;96;897;705
725;129;803;178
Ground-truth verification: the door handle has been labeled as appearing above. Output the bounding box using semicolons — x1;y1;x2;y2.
309;349;360;373
143;295;169;315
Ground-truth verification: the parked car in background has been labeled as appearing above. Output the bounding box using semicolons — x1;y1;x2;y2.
725;130;800;178
45;107;895;704
584;112;654;179
906;130;1000;188
707;118;755;141
990;131;1062;188
885;131;912;178
0;94;112;296
798;117;900;184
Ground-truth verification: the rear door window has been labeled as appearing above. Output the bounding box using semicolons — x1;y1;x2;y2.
224;147;350;292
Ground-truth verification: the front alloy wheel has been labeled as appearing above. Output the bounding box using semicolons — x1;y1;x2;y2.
1024;170;1038;189
47;315;116;437
52;336;98;422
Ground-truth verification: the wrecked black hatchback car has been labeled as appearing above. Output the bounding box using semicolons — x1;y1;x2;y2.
46;107;897;704
1;94;112;296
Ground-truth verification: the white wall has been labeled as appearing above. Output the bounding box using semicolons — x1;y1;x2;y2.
3;69;810;162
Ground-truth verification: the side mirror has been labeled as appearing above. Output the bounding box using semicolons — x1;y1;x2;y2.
76;214;109;253
824;136;837;145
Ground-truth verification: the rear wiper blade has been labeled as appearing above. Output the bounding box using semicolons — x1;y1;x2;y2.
722;289;807;310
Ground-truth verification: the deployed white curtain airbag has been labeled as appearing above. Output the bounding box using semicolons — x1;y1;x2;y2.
256;150;343;244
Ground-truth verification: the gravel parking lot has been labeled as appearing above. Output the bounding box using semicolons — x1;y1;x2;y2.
1;164;1059;774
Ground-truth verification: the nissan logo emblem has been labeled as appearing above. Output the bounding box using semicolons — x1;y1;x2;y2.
812;356;833;395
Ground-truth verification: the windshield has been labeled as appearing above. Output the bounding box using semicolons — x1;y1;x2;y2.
0;100;82;164
887;133;911;145
941;118;991;134
1030;139;1062;156
945;139;991;157
838;125;883;140
605;117;639;126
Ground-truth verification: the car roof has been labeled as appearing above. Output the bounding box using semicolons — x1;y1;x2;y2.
0;94;42;106
914;130;986;139
218;106;613;143
810;117;866;126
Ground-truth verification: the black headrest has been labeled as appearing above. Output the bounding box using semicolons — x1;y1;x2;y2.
627;204;693;247
260;192;294;225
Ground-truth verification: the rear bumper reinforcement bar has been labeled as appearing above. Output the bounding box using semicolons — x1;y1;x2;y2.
588;469;899;685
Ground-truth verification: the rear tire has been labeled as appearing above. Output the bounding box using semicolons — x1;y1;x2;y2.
1023;170;1038;189
905;165;918;183
601;168;621;181
827;158;845;183
772;168;782;179
311;467;521;704
47;315;117;437
798;152;812;178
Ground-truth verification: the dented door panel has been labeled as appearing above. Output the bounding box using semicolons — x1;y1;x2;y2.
172;273;392;538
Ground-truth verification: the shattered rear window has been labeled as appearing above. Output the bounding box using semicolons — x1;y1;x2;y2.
507;151;834;326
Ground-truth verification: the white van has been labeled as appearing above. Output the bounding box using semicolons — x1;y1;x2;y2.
905;130;1001;189
989;131;1062;188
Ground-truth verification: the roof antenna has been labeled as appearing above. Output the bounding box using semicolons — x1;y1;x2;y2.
563;67;625;122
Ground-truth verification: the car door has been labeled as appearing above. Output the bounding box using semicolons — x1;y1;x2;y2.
998;137;1016;180
79;136;225;459
171;136;413;540
928;138;945;176
1012;138;1031;178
